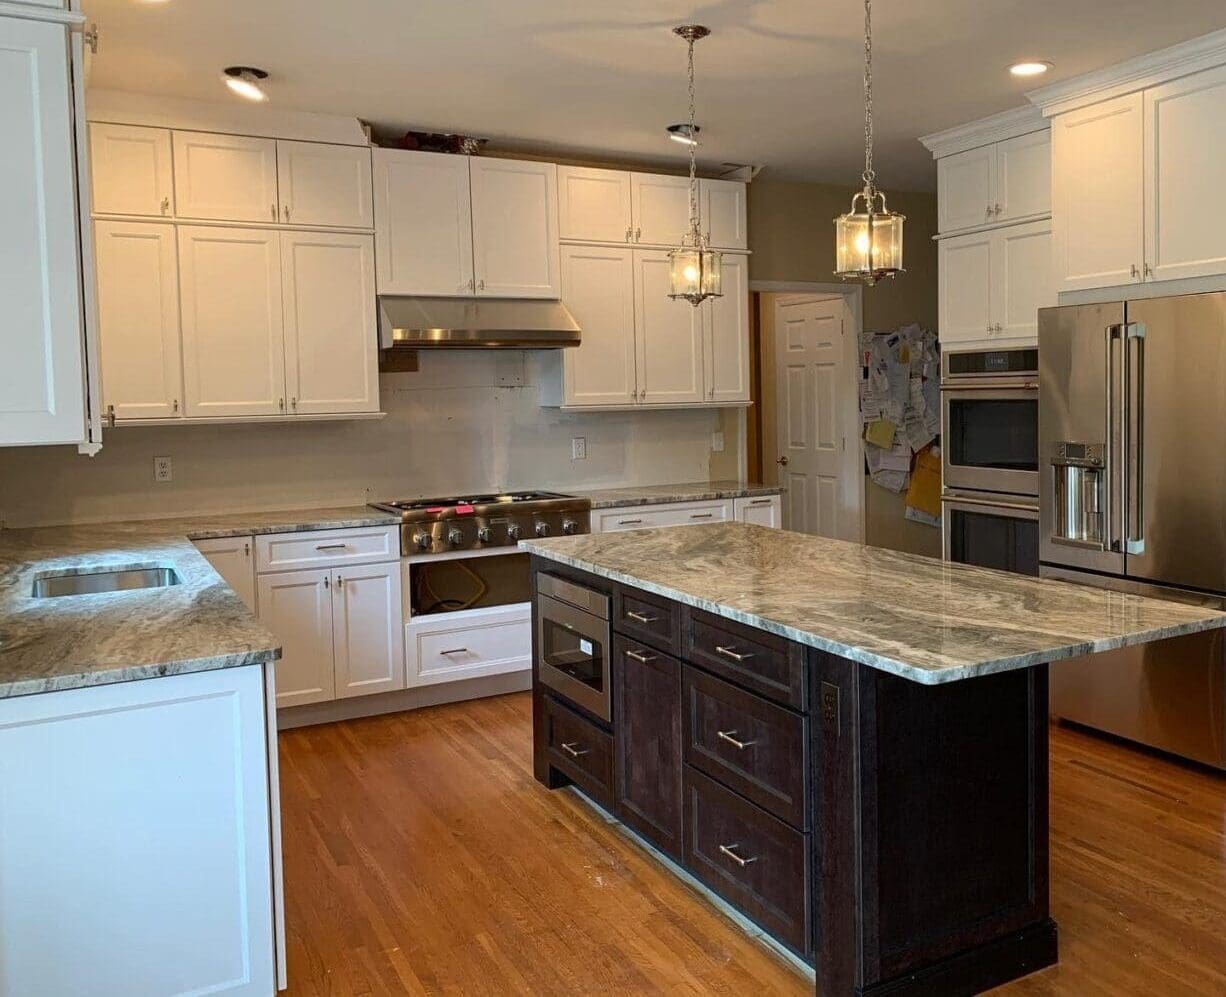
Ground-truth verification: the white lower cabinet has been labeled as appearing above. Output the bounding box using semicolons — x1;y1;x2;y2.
734;495;783;528
258;568;336;708
406;602;532;687
332;562;403;698
594;498;733;533
194;535;257;612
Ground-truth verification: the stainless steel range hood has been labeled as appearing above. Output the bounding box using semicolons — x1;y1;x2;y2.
378;296;581;350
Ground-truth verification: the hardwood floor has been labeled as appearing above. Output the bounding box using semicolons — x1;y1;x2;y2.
278;693;1226;996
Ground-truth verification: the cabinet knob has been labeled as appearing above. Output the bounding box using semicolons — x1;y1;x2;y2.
626;227;633;243
172;398;179;413
291;397;297;411
1144;262;1153;278
635;227;642;242
160;196;170;215
776;455;789;466
994;203;1002;216
283;205;291;221
278;398;285;411
1130;263;1140;279
271;203;278;221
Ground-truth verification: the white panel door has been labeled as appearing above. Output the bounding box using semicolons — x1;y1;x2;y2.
703;253;751;402
560;245;637;406
372;148;474;295
734;495;782;528
173;131;279;223
937;145;996;233
194;535;257;613
1051;93;1145;291
470;157;560;297
281;231;378;414
89;122;174;217
995;130;1051;223
633;250;704;405
631;173;692;246
276;140;373;229
178;226;286;417
938;231;993;347
0;665;275;997
1144;65;1226;283
0;16;86;447
94;221;182;420
700;178;748;250
992;219;1054;344
257;568;336;708
331;562;404;699
557;165;633;243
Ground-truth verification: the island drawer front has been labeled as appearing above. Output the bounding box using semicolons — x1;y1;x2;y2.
685;609;807;711
255;526;399;573
683;766;811;956
543;694;614;809
683;667;809;830
613;585;682;655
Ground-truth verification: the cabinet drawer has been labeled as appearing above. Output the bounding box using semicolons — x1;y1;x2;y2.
684;667;808;829
543;694;614;809
684;767;811;956
407;603;531;688
255;526;398;573
594;499;731;533
613;584;681;655
686;608;807;710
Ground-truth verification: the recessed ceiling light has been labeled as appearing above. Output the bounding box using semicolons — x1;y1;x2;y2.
666;123;700;146
1009;60;1052;78
222;66;269;102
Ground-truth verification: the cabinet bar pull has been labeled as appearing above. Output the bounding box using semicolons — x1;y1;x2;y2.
625;648;656;663
336;575;344;587
561;742;589;758
625;610;658;624
690;513;714;520
243;542;250;557
718;843;757;867
440;647;469;656
716;729;756;750
618;518;644;526
715;644;754;662
315;543;348;551
160;196;170;215
271;203;278;221
284;204;291;221
748;498;771;506
324;576;330;589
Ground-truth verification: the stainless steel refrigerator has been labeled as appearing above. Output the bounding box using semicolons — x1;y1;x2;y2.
1039;292;1226;768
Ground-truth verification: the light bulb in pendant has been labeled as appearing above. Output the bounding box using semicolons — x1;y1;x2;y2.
854;231;871;255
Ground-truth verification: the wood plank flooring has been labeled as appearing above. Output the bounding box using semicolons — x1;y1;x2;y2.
278;693;1226;996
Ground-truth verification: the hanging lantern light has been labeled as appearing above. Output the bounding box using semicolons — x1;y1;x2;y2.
668;25;722;307
835;0;904;284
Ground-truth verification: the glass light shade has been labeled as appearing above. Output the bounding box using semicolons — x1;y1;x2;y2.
668;245;723;306
834;190;905;284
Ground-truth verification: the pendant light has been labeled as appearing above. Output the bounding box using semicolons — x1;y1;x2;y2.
668;25;722;307
834;0;904;284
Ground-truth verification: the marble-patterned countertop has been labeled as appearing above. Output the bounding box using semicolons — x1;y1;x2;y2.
521;522;1226;685
573;480;783;509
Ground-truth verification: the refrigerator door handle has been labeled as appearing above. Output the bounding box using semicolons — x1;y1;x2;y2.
1125;322;1146;555
1105;323;1125;553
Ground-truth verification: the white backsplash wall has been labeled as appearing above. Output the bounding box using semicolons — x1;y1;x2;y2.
0;352;725;528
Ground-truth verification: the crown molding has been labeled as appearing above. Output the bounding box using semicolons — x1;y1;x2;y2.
918;105;1046;160
1027;27;1226;117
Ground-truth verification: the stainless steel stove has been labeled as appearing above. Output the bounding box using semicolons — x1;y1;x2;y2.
369;491;591;555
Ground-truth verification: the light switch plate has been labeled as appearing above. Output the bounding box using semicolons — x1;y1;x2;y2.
153;456;173;483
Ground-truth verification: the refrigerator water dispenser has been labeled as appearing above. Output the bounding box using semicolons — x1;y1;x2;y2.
1051;442;1105;547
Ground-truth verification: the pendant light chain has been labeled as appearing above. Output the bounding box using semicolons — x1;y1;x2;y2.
862;0;874;189
686;32;701;236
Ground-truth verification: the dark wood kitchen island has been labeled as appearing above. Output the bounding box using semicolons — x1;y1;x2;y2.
520;523;1226;996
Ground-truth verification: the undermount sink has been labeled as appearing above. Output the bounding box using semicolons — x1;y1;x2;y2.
31;566;181;599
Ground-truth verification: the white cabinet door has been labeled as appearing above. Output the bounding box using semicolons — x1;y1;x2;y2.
0;16;86;447
1144;65;1226;283
631;173;692;246
89;123;173;217
734;495;782;528
703;253;750;402
992;219;1054;344
173;132;279;223
559;245;637;406
331;562;404;699
995;130;1051;222
593;499;732;533
700;178;748;250
557;165;633;243
372;148;474;295
280;231;378;415
257;568;335;708
194;535;257;613
470;157;560;298
938;145;996;233
275;140;373;230
178;226;286;417
94;221;182;420
938;231;993;347
1051;93;1144;292
633;250;704;405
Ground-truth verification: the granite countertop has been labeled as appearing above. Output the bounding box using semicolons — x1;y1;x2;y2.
0;506;400;700
521;522;1226;685
574;480;783;509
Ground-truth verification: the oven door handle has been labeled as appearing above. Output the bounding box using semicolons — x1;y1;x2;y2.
941;494;1039;517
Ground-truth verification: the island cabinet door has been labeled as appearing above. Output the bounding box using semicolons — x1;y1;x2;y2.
613;636;684;860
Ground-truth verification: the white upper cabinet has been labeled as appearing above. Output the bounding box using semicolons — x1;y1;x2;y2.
996;130;1051;223
992;219;1054;343
701;178;749;250
173;132;280;223
557;165;633;243
94;221;182;420
631;173;692;246
703;254;750;402
275;140;373;229
938;145;996;233
1051;93;1144;292
470;157;560;297
559;245;638;406
939;231;994;346
372;148;474;295
1143;64;1226;283
280;231;378;415
331;561;404;699
178;226;286;417
89;123;173;217
634;250;705;405
0;15;87;447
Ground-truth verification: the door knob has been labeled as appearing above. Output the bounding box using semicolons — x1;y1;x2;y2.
776;456;789;466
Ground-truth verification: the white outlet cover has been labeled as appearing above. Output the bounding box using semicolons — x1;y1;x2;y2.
571;437;587;460
153;456;173;483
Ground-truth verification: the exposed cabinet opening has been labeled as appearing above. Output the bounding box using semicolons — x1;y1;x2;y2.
410;553;530;617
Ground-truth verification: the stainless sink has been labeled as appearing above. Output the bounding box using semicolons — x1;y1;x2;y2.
31;566;181;599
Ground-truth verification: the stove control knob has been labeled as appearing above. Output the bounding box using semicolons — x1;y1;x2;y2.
562;519;579;535
506;524;522;541
413;532;432;551
447;527;465;547
477;526;494;544
535;522;552;538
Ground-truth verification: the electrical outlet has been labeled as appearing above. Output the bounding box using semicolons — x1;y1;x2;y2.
571;437;587;461
711;431;725;453
153;456;173;483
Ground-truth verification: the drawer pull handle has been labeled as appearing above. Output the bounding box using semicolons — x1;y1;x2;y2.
626;610;659;625
716;729;756;750
440;647;469;656
625;649;656;664
690;513;715;520
561;741;589;759
315;543;349;551
715;645;754;662
748;498;771;506
618;518;644;526
718;843;757;868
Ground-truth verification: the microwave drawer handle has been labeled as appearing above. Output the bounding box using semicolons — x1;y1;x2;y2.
560;741;589;759
625;648;657;664
715;644;754;662
718;843;757;868
625;610;659;625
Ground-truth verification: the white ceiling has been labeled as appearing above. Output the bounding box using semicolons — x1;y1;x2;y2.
83;0;1226;191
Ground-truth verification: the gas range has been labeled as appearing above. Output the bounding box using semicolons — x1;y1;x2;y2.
369;491;591;556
